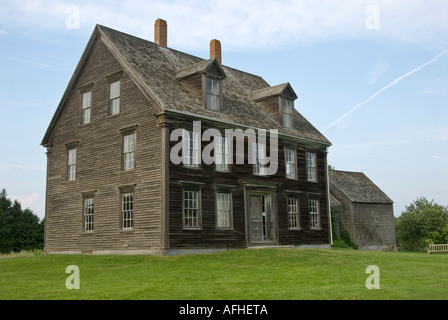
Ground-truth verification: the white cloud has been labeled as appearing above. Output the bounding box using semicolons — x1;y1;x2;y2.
1;0;447;50
0;29;8;35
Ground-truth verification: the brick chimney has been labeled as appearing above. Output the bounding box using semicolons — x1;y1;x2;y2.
154;18;167;48
210;39;222;64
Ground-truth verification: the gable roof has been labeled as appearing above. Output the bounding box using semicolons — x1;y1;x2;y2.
42;24;331;147
329;170;393;204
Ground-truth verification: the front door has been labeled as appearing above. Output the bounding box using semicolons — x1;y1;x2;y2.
249;194;271;243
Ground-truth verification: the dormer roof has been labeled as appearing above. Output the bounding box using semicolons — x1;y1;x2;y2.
251;83;298;102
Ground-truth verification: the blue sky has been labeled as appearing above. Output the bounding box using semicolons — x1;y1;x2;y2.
0;0;447;220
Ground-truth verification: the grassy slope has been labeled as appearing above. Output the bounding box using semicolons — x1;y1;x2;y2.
0;248;447;300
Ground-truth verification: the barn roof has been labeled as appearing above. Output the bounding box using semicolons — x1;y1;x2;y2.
329;170;393;204
41;24;331;147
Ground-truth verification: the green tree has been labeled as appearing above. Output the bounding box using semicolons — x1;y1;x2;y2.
0;189;44;253
395;197;448;251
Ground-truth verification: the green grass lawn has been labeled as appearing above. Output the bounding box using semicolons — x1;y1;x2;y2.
1;248;447;300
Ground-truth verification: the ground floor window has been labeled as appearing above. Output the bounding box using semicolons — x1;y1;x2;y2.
309;199;320;229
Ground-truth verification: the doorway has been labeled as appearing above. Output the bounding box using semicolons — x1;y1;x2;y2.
249;194;273;243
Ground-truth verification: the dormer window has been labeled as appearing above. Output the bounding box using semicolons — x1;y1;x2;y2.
251;83;298;129
206;77;220;112
282;99;293;128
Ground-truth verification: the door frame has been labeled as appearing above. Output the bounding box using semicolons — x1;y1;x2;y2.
243;182;278;246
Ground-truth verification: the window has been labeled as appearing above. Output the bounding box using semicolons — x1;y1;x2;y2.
183;190;200;228
288;197;299;229
253;142;267;176
282;99;293;128
206;77;220;111
83;198;94;232
183;130;200;167
216;193;232;228
309;199;320;229
109;80;121;115
123;133;136;170
285;148;297;179
81;91;92;124
122;192;134;229
306;152;317;181
216;136;229;171
67;148;77;180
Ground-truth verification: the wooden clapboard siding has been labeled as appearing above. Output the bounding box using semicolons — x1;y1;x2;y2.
166;118;330;249
45;37;163;253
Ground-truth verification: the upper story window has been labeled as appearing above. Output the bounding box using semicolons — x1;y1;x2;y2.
206;77;220;112
81;91;92;124
109;80;121;115
253;142;267;176
123;133;136;170
215;136;229;172
282;99;293;128
183;130;200;167
285;147;297;179
306;152;317;182
67;148;77;181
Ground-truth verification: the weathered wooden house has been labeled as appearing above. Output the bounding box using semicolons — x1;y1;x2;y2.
329;170;396;251
41;19;332;255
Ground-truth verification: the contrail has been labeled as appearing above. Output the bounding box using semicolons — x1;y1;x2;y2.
322;49;448;133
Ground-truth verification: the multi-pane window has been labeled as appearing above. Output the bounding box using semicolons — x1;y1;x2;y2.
288;197;299;229
309;199;320;229
82;91;92;124
206;77;220;111
183;190;200;228
306;152;317;181
285;148;297;179
123;133;136;170
83;198;94;232
253;142;267;176
216;136;229;171
282;99;293;128
109;80;121;115
122;193;134;229
216;193;231;228
183;130;199;167
67;148;77;180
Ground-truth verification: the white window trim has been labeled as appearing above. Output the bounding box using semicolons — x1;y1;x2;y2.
109;80;121;115
216;192;232;229
183;130;200;168
121;192;134;230
123;133;136;170
182;190;201;229
285;147;297;180
306;152;317;182
309;199;320;230
287;197;300;230
81;91;92;124
83;198;94;232
205;77;220;112
253;142;267;176
67;148;77;181
282;99;293;128
215;136;230;172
